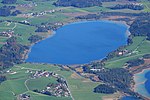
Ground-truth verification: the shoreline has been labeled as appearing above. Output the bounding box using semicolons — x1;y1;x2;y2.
19;17;148;100
25;19;130;65
133;68;150;98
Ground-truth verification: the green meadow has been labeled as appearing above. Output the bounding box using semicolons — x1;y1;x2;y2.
105;36;150;68
0;63;107;100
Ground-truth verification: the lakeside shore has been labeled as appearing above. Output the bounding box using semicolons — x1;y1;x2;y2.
133;68;150;98
24;18;138;100
25;18;129;64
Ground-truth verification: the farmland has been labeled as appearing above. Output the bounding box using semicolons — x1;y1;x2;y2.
0;0;150;100
105;36;150;68
0;63;107;100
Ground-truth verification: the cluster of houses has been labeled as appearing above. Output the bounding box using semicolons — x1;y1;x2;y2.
130;2;143;6
39;82;70;97
29;70;70;97
0;31;13;37
31;70;58;78
118;49;129;56
18;94;30;100
20;9;59;18
17;2;37;8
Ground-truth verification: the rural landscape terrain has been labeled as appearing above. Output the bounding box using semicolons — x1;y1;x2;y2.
0;0;150;100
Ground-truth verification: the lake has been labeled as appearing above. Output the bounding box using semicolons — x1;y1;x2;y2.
132;69;150;99
26;21;128;64
145;71;150;95
121;96;139;100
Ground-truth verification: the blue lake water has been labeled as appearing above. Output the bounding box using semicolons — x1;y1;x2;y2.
26;21;128;64
121;96;139;100
145;71;150;94
126;69;150;99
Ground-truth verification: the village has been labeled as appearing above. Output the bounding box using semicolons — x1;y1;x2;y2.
17;69;70;100
0;30;13;38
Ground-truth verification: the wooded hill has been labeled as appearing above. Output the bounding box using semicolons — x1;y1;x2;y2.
129;15;150;40
0;37;29;70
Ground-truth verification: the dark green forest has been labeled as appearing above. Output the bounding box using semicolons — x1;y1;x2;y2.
0;37;29;70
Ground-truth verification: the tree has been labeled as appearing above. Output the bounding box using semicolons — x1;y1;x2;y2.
127;59;144;67
2;0;17;4
0;75;6;84
0;8;11;17
94;84;116;94
53;0;102;8
35;27;48;32
0;37;29;70
28;35;43;43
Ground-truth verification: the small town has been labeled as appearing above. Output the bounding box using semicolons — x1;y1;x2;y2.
31;70;70;97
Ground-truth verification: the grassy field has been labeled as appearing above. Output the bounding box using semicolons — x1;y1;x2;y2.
0;63;106;100
0;36;8;42
141;0;150;12
26;91;72;100
0;21;51;45
27;77;58;91
26;13;69;25
55;69;104;100
105;36;150;68
0;91;15;100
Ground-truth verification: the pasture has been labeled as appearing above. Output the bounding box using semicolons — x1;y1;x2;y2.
105;36;150;68
0;63;106;100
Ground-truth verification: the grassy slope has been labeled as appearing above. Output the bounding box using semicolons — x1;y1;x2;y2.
140;0;150;12
0;91;15;100
56;69;104;100
105;36;150;68
27;77;58;91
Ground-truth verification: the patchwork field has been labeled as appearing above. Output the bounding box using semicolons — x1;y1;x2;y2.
0;63;107;100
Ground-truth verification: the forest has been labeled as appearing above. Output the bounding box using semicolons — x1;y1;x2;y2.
1;0;17;4
0;37;29;70
109;4;144;10
94;84;116;94
0;75;6;84
35;27;48;32
53;0;102;8
0;6;21;17
126;58;145;68
129;15;150;40
94;68;143;99
143;54;150;59
28;35;43;43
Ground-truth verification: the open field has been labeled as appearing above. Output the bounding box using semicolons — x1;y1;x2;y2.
105;36;150;68
141;0;150;12
0;21;51;45
57;70;104;100
0;91;15;100
0;36;8;42
0;63;107;100
27;77;58;91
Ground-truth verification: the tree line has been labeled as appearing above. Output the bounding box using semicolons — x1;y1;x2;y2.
0;5;22;17
129;15;150;40
1;0;17;4
0;37;29;70
109;4;144;10
53;0;102;8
